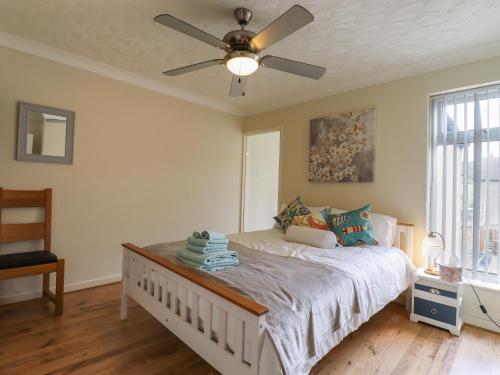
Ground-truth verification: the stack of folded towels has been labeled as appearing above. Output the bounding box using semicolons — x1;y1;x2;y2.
176;230;239;271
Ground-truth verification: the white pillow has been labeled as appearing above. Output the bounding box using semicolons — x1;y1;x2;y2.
285;225;337;249
329;207;397;247
371;213;397;247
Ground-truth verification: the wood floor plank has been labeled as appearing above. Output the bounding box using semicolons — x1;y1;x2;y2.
0;283;498;375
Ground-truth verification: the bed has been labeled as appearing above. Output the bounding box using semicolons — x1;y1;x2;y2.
120;224;416;375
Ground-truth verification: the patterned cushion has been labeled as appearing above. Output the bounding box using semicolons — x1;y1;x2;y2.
274;196;311;232
293;210;329;231
322;204;377;246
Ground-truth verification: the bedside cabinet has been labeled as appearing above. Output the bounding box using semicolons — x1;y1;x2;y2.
410;268;463;336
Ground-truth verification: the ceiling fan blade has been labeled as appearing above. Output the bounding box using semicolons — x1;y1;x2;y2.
229;75;247;96
250;5;314;50
261;55;326;80
154;14;228;50
164;59;224;76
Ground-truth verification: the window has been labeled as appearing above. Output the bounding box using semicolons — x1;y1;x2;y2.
429;83;500;282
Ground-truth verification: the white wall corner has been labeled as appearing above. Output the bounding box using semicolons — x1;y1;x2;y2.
0;31;244;116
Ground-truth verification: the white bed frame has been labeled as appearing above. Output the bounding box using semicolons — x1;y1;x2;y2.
120;224;414;375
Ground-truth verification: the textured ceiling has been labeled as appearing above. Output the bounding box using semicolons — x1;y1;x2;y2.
1;0;500;115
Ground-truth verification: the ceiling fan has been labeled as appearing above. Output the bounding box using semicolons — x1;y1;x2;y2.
154;5;326;97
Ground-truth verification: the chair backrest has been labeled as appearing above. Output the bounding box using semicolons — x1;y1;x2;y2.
0;188;52;251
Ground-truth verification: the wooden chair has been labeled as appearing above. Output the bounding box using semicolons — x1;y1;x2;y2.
0;188;64;315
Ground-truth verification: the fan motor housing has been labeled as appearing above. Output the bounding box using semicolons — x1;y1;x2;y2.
223;29;257;52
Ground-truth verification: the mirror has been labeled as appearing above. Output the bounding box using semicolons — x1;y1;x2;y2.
17;102;75;164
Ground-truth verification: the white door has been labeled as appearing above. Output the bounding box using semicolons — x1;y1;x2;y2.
242;130;281;232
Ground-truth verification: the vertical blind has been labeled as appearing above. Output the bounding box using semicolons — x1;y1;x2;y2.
429;83;500;282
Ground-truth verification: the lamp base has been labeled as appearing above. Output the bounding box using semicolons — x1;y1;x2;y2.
425;266;440;276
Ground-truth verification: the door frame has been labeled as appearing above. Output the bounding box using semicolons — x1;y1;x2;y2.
240;126;283;232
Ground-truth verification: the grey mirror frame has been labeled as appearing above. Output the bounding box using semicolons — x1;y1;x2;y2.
16;102;75;164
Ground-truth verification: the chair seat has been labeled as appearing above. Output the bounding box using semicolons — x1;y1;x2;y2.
0;251;58;270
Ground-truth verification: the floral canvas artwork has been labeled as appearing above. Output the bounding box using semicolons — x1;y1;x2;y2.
309;108;375;182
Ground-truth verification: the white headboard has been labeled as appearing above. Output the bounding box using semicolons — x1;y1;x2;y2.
395;223;414;261
395;223;415;311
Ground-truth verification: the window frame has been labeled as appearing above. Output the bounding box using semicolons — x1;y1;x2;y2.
428;83;500;281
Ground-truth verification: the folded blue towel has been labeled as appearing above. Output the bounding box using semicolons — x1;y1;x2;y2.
187;242;228;254
176;256;238;271
178;247;238;265
192;230;226;240
177;248;239;271
201;231;226;240
187;236;229;247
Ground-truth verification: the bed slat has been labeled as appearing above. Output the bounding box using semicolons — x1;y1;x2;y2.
180;286;188;321
147;268;152;295
234;317;244;361
203;299;212;340
218;308;228;350
154;271;160;300
138;262;144;289
170;281;178;314
192;292;200;331
160;276;166;304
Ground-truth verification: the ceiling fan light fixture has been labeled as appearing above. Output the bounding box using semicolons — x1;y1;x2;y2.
224;51;260;76
156;5;326;96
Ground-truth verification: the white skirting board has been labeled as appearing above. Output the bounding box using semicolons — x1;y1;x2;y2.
0;273;122;305
463;313;500;334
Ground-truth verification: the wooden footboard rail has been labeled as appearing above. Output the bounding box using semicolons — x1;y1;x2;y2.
121;243;268;375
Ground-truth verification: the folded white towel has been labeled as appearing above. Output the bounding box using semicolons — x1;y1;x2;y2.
285;225;338;249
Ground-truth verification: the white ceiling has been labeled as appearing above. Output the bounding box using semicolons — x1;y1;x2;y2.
1;0;500;115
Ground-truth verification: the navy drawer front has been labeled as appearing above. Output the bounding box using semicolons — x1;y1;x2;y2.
415;283;457;299
414;297;457;326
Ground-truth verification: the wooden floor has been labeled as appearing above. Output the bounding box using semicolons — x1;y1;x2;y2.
0;284;498;375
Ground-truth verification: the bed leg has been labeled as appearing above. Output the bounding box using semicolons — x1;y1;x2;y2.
405;288;412;312
120;285;128;320
121;247;129;320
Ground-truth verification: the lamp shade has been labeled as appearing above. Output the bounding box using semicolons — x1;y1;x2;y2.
422;234;443;258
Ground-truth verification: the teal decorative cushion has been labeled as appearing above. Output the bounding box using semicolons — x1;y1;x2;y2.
322;204;377;246
274;196;311;232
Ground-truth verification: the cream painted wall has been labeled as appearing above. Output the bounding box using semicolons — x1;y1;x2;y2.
244;55;500;333
0;47;243;302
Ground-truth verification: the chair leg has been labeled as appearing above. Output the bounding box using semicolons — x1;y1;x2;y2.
43;273;50;297
55;259;65;316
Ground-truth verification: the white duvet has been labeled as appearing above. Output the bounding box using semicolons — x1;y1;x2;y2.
225;228;417;375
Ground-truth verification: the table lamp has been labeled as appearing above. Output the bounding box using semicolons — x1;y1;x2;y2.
422;232;445;276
